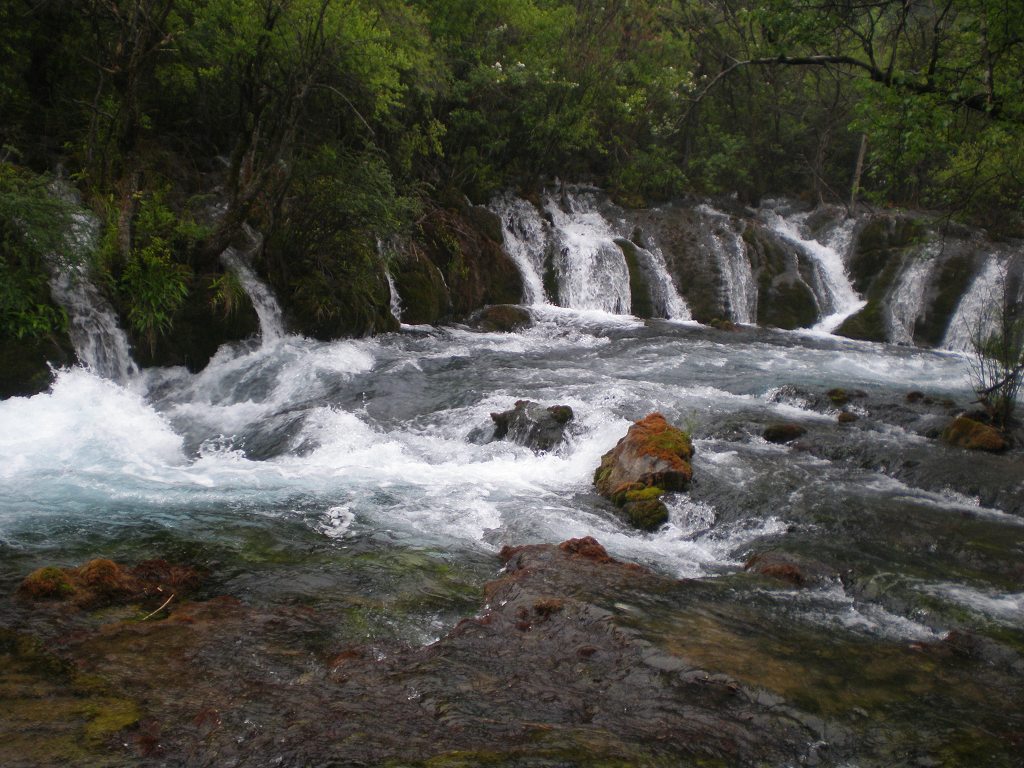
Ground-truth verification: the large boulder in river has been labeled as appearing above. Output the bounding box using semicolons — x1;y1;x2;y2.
594;413;693;531
490;400;574;452
941;416;1007;452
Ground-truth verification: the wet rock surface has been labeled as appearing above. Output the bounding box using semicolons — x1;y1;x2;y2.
467;304;534;333
488;400;574;452
594;413;694;531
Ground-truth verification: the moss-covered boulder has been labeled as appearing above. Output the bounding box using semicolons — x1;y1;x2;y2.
615;238;654;319
594;413;693;531
0;333;75;399
941;417;1008;453
419;205;523;319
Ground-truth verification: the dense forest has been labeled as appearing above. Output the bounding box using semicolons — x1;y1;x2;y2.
2;0;1023;369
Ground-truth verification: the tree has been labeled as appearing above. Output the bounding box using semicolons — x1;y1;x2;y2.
967;266;1024;427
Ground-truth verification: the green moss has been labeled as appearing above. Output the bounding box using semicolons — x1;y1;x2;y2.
616;238;654;318
916;254;974;347
835;298;887;341
18;566;76;599
646;429;694;460
622;498;670;531
624;485;665;503
758;279;818;329
82;698;140;742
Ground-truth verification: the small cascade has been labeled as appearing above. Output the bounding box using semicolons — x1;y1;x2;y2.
220;230;285;344
631;242;692;321
764;209;863;332
544;190;632;313
888;247;937;345
47;211;139;382
489;193;550;304
385;270;403;323
943;257;1005;352
695;205;757;324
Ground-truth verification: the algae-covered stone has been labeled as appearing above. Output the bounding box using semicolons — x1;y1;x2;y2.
941;417;1007;453
594;413;692;531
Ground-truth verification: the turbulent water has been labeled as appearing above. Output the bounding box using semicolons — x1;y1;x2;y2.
4;197;1024;765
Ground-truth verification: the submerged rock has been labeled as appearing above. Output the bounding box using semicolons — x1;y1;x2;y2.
468;304;533;333
744;551;835;587
941;416;1007;452
490;399;574;452
18;558;200;609
763;422;808;444
594;413;693;531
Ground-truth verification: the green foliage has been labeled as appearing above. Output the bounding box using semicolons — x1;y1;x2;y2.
0;164;71;340
109;191;203;351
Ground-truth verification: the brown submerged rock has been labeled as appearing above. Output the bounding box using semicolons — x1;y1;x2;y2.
468;304;533;333
941;416;1008;452
17;558;200;609
763;422;807;444
593;413;693;531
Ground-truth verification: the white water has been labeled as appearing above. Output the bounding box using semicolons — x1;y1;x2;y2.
490;193;551;304
763;210;864;333
632;241;692;321
697;205;757;324
220;246;285;344
385;270;403;323
544;191;632;313
943;256;1005;352
888;248;936;345
490;188;691;319
46;212;139;383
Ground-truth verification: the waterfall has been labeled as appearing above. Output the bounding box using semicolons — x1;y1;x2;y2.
695;205;757;324
220;231;285;344
943;257;1005;352
763;210;864;332
385;270;403;323
489;193;550;304
887;247;936;345
631;242;692;321
543;190;631;313
47;211;139;382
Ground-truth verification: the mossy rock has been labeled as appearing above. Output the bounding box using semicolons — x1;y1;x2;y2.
594;413;693;531
128;269;260;370
621;498;670;531
758;278;818;330
915;254;975;347
835;298;887;342
847;216;926;294
615;238;654;319
394;244;452;325
0;333;74;399
941;417;1007;452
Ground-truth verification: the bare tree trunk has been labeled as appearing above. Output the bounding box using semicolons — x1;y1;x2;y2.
850;133;867;211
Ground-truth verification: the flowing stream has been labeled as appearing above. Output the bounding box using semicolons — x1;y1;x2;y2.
3;211;1023;766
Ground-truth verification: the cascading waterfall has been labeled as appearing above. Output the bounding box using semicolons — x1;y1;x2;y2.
763;209;864;332
943;256;1005;352
887;246;937;345
696;205;757;324
385;270;403;323
544;190;632;314
219;227;285;344
631;241;692;321
46;211;139;383
490;188;691;319
489;193;550;305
